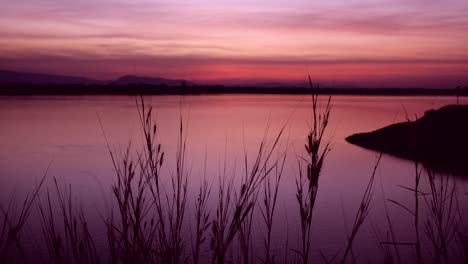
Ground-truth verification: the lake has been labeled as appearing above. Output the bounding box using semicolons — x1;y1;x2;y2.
1;94;467;263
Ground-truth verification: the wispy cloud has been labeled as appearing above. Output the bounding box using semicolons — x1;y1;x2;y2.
1;0;467;86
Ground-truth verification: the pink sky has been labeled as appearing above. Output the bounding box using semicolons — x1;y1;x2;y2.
1;0;467;87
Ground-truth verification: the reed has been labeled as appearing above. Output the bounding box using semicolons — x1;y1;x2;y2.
259;154;286;264
104;142;156;263
0;174;46;263
38;178;101;264
103;97;189;264
382;161;467;264
413;163;423;264
453;198;468;263
192;175;211;264
211;124;286;264
340;154;382;264
295;76;331;264
423;169;457;264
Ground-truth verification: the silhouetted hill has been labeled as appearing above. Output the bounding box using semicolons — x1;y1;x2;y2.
346;105;468;176
0;69;467;95
0;70;100;85
113;75;193;86
0;70;193;86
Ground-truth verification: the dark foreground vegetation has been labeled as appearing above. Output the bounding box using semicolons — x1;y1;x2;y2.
346;104;468;176
1;82;468;96
1;83;468;263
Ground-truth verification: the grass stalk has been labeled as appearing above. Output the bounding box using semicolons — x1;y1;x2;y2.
38;178;100;264
259;154;286;264
340;154;382;264
0;174;46;263
295;77;332;264
423;169;456;264
192;175;211;264
211;123;286;264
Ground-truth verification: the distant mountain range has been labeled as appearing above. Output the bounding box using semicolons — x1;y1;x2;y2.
2;69;463;90
0;70;100;85
113;75;192;86
0;70;193;86
1;69;467;95
0;70;353;88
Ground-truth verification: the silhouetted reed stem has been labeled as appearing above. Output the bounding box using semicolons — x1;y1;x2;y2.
423;169;456;264
38;178;100;264
211;123;286;264
414;163;422;264
260;154;286;264
193;176;211;264
340;154;381;264
0;173;46;263
296;77;331;264
102;97;188;263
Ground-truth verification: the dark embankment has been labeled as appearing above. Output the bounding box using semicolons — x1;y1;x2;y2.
1;83;468;95
346;105;468;176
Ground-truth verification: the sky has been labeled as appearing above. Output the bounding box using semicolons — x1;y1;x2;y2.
0;0;467;88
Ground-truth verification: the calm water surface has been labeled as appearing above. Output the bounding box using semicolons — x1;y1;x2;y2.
1;95;467;263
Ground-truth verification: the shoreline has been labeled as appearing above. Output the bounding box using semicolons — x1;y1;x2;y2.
1;83;467;96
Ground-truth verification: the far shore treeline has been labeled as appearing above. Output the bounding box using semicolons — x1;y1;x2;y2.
1;83;468;96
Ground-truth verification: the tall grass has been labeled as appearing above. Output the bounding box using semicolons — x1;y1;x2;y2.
211;124;286;264
38;178;101;264
340;154;382;264
0;174;46;263
192;174;211;264
103;97;188;264
295;78;331;264
259;154;286;264
292;81;394;264
423;169;457;264
453;197;468;263
102;97;288;264
383;162;468;264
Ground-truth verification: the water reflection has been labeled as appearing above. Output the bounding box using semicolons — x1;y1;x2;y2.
0;95;467;263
